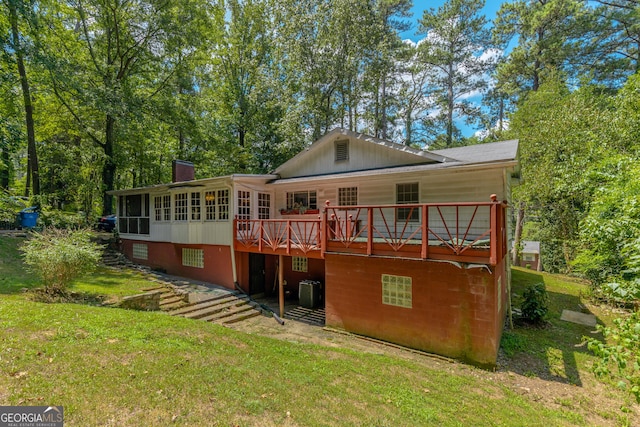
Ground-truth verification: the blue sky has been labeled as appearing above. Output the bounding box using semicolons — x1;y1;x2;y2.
401;1;504;42
400;1;506;137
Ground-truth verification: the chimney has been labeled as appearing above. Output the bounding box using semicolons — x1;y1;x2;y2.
172;160;195;183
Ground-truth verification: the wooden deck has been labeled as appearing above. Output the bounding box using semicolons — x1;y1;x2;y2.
234;197;508;266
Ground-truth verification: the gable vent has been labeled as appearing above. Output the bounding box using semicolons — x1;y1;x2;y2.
335;139;349;162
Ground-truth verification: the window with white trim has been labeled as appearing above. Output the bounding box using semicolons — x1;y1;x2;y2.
132;243;148;260
258;193;270;219
154;195;171;222
338;187;358;206
191;192;201;221
292;256;308;272
182;248;204;268
174;193;188;221
237;190;251;220
286;191;317;210
396;182;419;222
382;274;412;308
217;189;229;220
204;189;229;221
522;253;536;262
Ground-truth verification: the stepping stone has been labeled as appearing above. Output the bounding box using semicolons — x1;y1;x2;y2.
560;309;597;327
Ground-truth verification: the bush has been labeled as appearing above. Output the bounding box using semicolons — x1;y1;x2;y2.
521;282;549;324
20;228;102;292
587;311;640;403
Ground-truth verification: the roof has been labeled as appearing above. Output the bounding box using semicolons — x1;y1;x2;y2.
271;139;519;184
521;241;541;254
108;174;278;195
273;128;456;176
430;140;519;164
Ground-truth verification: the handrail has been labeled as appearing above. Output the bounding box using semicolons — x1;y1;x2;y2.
234;196;508;265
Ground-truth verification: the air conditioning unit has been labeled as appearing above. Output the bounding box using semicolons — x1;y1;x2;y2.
299;280;320;309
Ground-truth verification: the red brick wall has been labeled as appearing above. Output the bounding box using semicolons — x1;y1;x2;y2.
324;254;503;366
121;240;234;289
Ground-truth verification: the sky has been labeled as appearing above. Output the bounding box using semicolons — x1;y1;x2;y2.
401;1;505;42
400;1;506;137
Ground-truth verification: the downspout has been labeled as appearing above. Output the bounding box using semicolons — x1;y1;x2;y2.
226;182;238;284
503;168;513;329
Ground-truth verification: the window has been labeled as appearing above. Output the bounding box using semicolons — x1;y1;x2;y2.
335;139;349;162
162;195;171;221
258;193;270;219
286;191;317;210
154;195;171;222
217;189;229;220
182;248;204;268
292;256;308;272
191;192;201;221
338;187;358;206
132;243;148;260
204;189;229;221
523;253;536;262
237;190;251;220
118;194;150;235
174;193;188;221
382;274;412;308
396;182;419;222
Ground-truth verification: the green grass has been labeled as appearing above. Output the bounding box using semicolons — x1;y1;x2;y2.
0;236;636;426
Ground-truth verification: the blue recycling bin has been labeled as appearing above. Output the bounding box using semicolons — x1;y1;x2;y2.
19;207;39;229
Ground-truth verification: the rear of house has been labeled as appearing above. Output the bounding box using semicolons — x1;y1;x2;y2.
111;128;519;366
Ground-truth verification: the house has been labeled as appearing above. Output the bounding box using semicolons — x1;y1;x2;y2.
518;240;542;271
110;128;519;366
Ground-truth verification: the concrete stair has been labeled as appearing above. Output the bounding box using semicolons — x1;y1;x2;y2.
166;291;262;325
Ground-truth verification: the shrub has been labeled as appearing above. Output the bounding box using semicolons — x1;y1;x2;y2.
20;228;102;292
587;311;640;402
521;282;549;324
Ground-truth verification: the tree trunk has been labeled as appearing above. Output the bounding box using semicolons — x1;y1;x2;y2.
0;147;9;189
446;63;454;147
512;201;525;265
102;114;116;215
9;0;39;196
380;75;387;140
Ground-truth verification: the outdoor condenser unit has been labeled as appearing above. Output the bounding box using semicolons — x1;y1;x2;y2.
299;280;321;309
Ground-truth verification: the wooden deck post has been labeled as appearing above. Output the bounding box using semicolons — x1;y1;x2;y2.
421;205;428;259
490;194;498;265
278;254;285;318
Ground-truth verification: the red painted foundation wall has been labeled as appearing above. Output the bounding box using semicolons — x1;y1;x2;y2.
121;240;235;289
235;253;325;298
325;254;504;366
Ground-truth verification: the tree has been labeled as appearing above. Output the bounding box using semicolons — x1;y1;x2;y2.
3;0;40;196
418;0;496;148
44;0;212;214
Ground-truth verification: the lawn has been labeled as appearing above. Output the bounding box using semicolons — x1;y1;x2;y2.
0;236;637;426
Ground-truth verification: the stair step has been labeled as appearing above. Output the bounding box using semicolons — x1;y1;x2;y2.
161;300;189;310
160;295;184;306
220;307;262;324
180;297;249;320
169;294;243;316
142;285;167;292
201;302;258;322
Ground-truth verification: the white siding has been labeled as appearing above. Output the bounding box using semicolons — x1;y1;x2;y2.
278;136;434;178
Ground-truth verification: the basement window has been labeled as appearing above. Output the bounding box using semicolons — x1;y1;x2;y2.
182;248;204;268
132;243;148;260
382;274;412;308
335;139;349;162
292;256;308;273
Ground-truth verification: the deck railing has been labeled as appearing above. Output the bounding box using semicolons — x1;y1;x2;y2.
234;195;508;265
